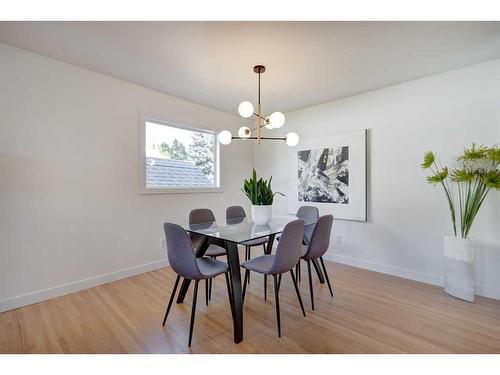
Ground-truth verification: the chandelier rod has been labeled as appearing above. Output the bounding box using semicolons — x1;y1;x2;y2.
232;136;286;141
256;69;262;144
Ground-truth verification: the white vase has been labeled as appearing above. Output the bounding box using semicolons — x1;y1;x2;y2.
444;234;475;302
251;205;272;225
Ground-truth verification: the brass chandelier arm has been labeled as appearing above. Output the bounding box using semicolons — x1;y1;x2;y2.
249;117;270;132
232;136;286;141
253;112;266;120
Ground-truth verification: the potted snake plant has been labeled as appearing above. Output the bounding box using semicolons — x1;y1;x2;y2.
422;144;499;302
242;169;284;225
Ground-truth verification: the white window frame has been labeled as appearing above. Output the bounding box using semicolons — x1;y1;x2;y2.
139;112;222;194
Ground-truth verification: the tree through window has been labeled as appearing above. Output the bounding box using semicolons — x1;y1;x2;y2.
143;120;219;189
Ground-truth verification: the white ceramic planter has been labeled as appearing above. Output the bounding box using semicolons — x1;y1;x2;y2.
444;234;475;302
251;205;272;225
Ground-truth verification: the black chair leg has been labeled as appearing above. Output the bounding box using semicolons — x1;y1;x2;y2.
307;260;315;310
246;246;251;284
188;280;199;347
242;269;250;304
205;279;209;306
264;274;267;301
273;274;281;337
162;275;181;326
320;257;334;297
209;278;213;300
290;270;306;317
277;274;282;291
295;263;300;283
262;244;268;299
209;256;215;300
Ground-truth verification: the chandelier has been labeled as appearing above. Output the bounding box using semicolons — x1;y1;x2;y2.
218;65;299;147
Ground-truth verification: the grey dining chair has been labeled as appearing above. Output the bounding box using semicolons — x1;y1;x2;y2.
276;206;320;282
292;206;319;282
240;220;307;337
162;223;233;347
277;206;319;242
226;205;268;285
297;206;320;243
189;208;227;304
298;214;334;310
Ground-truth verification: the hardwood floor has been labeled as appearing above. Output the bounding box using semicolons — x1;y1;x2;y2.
2;259;500;353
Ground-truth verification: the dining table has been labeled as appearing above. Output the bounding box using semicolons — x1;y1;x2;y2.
175;214;320;344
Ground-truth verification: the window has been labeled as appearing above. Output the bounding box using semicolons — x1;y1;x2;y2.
140;115;220;193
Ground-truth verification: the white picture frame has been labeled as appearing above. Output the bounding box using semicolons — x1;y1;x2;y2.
287;129;367;222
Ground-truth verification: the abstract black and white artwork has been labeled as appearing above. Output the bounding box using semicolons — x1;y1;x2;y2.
287;129;367;222
297;146;349;204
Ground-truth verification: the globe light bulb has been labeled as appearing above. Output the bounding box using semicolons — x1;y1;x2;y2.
238;126;251;138
268;111;285;129
218;130;232;145
285;132;299;147
238;101;254;118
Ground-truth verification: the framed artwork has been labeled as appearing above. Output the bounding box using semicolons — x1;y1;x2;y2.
287;129;367;221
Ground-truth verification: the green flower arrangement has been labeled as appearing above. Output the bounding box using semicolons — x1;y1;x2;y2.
242;169;284;205
422;144;500;238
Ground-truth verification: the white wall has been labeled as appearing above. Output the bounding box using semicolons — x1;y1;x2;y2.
254;59;500;299
0;44;253;311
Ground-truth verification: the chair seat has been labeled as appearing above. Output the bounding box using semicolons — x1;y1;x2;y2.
300;245;308;258
241;254;275;274
197;257;229;278
241;236;268;247
204;244;227;257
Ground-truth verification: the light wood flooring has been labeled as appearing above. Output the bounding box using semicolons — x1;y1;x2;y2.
2;259;500;353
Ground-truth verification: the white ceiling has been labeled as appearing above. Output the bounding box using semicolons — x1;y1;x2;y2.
1;22;500;114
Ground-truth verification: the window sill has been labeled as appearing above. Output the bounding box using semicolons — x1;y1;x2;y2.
139;187;223;195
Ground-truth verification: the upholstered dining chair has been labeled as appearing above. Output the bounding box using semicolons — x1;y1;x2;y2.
290;206;320;282
296;206;320;243
298;214;334;310
162;223;233;347
240;220;307;337
226;205;268;284
189;208;227;304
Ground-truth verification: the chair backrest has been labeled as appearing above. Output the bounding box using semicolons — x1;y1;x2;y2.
303;215;333;260
163;223;202;279
189;208;216;225
270;220;305;274
226;205;246;220
189;208;216;245
296;206;319;243
296;206;319;220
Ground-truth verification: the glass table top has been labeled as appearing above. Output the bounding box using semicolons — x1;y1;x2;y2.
182;215;317;244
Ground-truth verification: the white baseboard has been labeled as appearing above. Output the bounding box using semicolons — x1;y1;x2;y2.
474;284;500;300
324;253;500;300
0;258;170;313
323;253;444;286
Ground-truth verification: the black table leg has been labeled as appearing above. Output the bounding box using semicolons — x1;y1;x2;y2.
225;241;243;343
312;258;326;284
176;236;210;304
265;234;276;255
